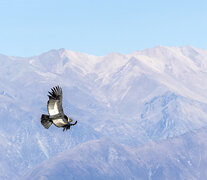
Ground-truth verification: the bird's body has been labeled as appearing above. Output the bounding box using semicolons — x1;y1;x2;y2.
53;117;67;127
41;86;77;131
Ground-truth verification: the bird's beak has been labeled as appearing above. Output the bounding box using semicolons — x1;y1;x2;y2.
68;118;73;122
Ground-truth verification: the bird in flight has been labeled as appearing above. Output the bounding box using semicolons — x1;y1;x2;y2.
41;86;77;131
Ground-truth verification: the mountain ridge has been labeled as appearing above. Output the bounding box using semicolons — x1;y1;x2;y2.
1;46;207;179
25;126;207;180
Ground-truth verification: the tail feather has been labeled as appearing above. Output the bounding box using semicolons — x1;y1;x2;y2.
41;114;52;129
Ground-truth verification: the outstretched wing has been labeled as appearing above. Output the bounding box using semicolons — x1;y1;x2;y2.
47;86;64;116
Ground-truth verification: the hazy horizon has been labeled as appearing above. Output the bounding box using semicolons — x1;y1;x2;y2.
1;0;207;56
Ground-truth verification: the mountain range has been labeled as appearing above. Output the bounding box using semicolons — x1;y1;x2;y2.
0;46;207;179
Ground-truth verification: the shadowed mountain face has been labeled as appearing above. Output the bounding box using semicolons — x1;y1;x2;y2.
25;127;207;180
1;46;207;179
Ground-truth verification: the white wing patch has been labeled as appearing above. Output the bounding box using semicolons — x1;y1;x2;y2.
53;118;67;126
48;102;59;116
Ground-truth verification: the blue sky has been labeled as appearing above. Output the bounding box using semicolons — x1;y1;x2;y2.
0;0;206;56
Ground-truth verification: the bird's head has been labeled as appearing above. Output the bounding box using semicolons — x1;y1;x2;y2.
68;117;73;123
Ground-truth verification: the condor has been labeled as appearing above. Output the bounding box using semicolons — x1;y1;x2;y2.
41;86;77;131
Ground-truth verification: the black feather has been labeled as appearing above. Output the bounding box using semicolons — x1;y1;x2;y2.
48;86;62;100
41;114;52;129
